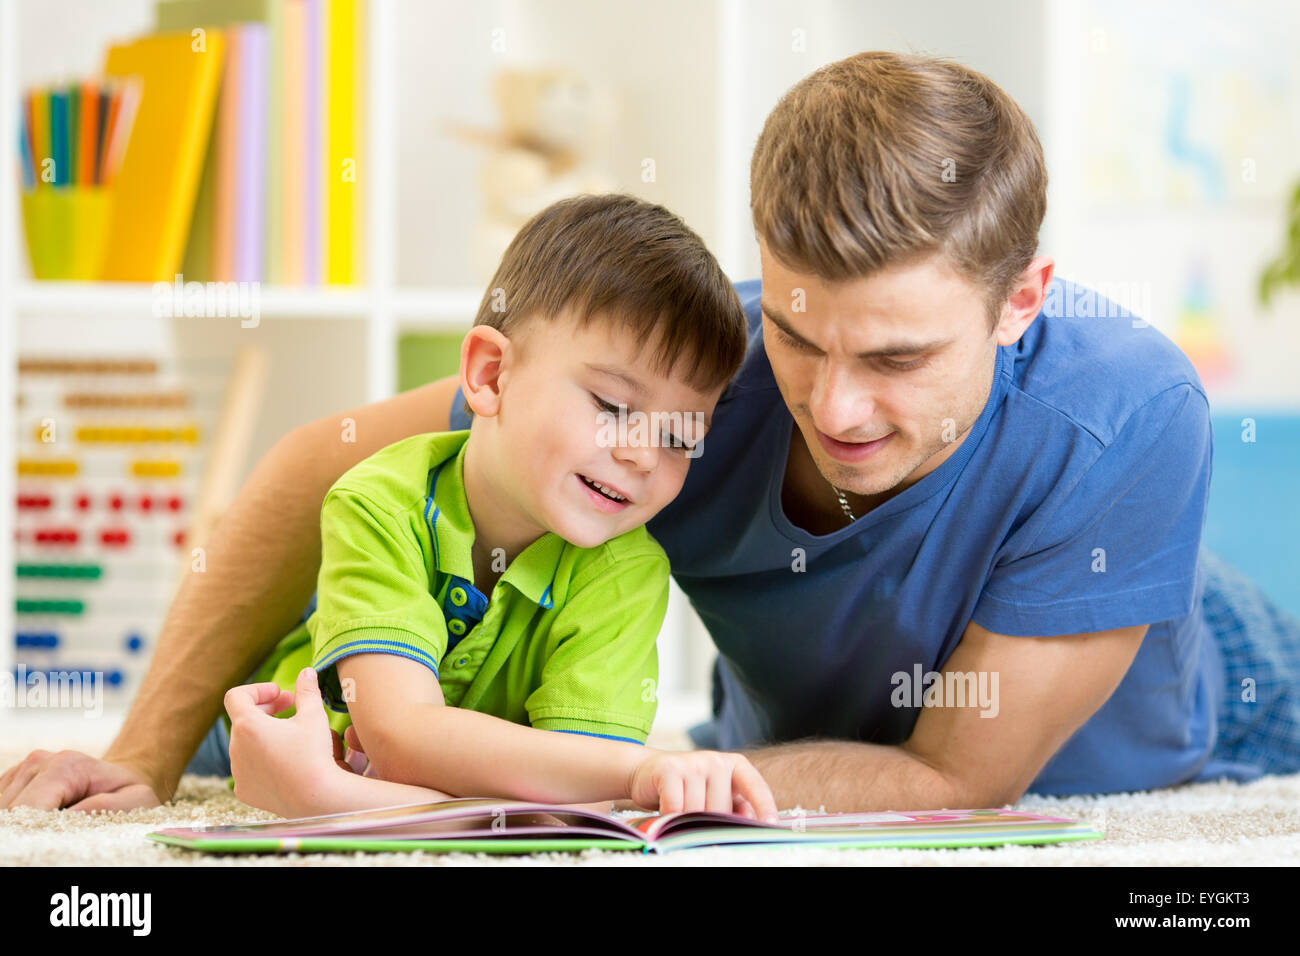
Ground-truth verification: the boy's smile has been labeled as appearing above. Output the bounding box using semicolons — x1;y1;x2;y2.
461;307;725;559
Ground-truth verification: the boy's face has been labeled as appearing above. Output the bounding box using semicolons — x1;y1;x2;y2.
491;308;724;550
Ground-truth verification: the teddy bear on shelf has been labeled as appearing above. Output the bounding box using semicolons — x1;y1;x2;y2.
449;67;619;284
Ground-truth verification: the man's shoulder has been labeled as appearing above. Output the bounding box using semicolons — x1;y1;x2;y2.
1007;277;1208;447
326;430;468;515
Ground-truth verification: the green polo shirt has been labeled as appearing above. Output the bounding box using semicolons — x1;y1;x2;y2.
242;429;669;760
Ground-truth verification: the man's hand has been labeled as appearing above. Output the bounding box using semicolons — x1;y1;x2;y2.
627;750;780;823
0;751;163;812
225;667;351;817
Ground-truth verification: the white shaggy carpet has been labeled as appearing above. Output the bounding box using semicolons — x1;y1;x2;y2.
4;713;1299;866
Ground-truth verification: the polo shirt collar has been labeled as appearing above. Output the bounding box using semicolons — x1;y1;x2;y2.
426;431;562;610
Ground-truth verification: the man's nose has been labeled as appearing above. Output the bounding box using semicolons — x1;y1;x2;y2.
809;360;872;436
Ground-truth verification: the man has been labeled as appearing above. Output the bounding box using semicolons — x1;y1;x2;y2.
4;52;1296;813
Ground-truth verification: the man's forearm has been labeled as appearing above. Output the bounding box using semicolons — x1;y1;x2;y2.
103;431;331;801
737;739;975;812
372;706;645;805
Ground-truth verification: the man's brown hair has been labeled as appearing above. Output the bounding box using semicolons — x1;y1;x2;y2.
468;193;747;406
750;51;1048;330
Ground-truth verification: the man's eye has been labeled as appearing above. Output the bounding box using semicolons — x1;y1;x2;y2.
775;328;812;351
884;357;925;371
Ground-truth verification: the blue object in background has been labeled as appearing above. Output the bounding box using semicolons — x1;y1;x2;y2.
1204;413;1300;618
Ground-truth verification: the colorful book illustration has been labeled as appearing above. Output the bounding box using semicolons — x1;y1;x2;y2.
147;801;1103;856
100;30;225;281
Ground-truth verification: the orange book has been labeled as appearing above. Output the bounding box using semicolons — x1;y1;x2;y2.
100;30;225;280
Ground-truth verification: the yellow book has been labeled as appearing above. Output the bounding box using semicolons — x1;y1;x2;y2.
324;0;362;285
100;30;226;281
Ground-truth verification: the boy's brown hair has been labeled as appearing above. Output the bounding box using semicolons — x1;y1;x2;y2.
750;51;1048;331
467;193;747;411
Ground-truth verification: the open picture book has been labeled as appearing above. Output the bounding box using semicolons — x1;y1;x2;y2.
147;798;1104;855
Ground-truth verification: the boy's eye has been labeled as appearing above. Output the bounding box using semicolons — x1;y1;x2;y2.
661;428;695;453
592;394;625;416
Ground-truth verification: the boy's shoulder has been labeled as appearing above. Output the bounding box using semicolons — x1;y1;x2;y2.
555;524;671;600
325;430;469;516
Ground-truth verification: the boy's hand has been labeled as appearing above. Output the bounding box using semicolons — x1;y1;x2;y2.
627;750;780;824
224;667;346;816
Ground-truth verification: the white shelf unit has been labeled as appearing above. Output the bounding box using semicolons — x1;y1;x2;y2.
1;0;778;724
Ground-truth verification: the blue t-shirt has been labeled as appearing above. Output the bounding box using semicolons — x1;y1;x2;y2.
452;276;1255;796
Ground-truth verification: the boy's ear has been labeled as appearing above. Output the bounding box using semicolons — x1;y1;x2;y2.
460;325;513;418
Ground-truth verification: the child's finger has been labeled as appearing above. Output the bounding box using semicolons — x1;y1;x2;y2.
344;724;364;753
291;667;324;721
731;760;780;824
656;772;684;815
732;793;756;820
225;682;294;721
705;766;735;814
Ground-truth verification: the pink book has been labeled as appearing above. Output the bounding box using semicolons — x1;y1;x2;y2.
234;23;268;282
280;0;306;284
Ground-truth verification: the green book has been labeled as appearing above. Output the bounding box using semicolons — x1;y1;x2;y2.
147;801;1104;856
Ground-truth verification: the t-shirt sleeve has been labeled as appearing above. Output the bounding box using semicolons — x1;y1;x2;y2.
309;487;448;712
971;383;1212;637
526;551;669;744
449;386;471;430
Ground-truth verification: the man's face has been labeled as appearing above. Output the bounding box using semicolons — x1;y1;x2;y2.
759;244;1002;503
496;309;722;549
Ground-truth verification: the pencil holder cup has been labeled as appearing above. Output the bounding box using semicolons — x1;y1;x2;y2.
20;187;114;280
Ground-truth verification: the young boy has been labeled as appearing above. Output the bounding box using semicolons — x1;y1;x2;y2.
220;194;779;823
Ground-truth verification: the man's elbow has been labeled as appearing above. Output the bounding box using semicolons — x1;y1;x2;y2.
911;753;1028;809
953;772;1030;809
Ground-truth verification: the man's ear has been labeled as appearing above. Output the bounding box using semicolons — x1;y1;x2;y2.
460;325;513;418
995;254;1055;347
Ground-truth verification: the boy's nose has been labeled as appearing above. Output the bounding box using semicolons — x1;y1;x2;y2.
613;439;659;473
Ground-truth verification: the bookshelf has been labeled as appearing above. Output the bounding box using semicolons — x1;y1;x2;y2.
0;0;770;728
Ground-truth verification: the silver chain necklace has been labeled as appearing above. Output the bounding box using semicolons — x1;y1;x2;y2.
830;482;856;523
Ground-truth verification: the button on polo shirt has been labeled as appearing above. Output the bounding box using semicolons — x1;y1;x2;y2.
248;429;669;747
